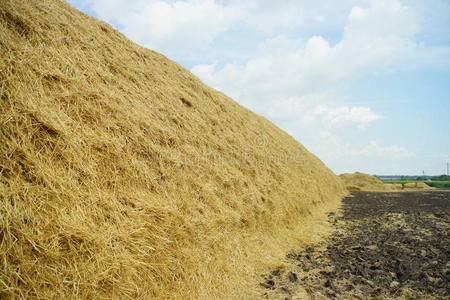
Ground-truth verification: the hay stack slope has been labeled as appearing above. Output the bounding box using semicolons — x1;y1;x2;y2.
0;1;346;299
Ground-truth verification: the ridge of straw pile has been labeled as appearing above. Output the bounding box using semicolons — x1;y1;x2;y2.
0;1;346;299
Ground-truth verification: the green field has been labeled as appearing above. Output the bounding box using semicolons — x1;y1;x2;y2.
419;181;450;188
382;180;450;188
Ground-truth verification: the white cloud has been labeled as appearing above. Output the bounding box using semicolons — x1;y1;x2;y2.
191;0;421;106
356;141;415;160
259;94;382;127
71;0;374;62
313;105;382;125
227;0;367;34
75;0;243;60
72;0;448;66
123;0;241;52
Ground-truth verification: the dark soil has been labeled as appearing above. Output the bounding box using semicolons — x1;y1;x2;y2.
260;190;450;299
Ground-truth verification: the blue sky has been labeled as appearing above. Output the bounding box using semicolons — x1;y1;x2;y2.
68;0;450;175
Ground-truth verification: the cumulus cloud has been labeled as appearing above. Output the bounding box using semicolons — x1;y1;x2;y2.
121;1;241;55
357;141;415;160
321;140;416;175
260;95;381;127
70;0;377;62
191;0;421;105
227;0;368;34
313;105;382;125
73;0;243;61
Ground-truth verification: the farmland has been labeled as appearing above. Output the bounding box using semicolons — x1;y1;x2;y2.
382;179;450;188
260;190;450;299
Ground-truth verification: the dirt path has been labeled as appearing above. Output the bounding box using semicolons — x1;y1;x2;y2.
260;190;450;299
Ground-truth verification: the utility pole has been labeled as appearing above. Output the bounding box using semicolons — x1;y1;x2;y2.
447;162;449;176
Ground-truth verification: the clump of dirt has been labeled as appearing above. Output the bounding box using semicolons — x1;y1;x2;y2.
0;1;346;299
260;191;450;299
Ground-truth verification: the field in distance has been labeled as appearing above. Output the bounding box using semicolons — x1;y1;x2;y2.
381;176;450;189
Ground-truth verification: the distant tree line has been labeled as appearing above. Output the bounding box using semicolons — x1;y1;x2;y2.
398;175;450;181
376;175;450;181
430;175;450;181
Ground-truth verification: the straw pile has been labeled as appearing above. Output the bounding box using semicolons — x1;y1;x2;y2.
339;172;393;191
403;182;434;190
0;1;347;299
339;173;434;192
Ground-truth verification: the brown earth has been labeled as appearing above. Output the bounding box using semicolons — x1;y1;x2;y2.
260;190;450;299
